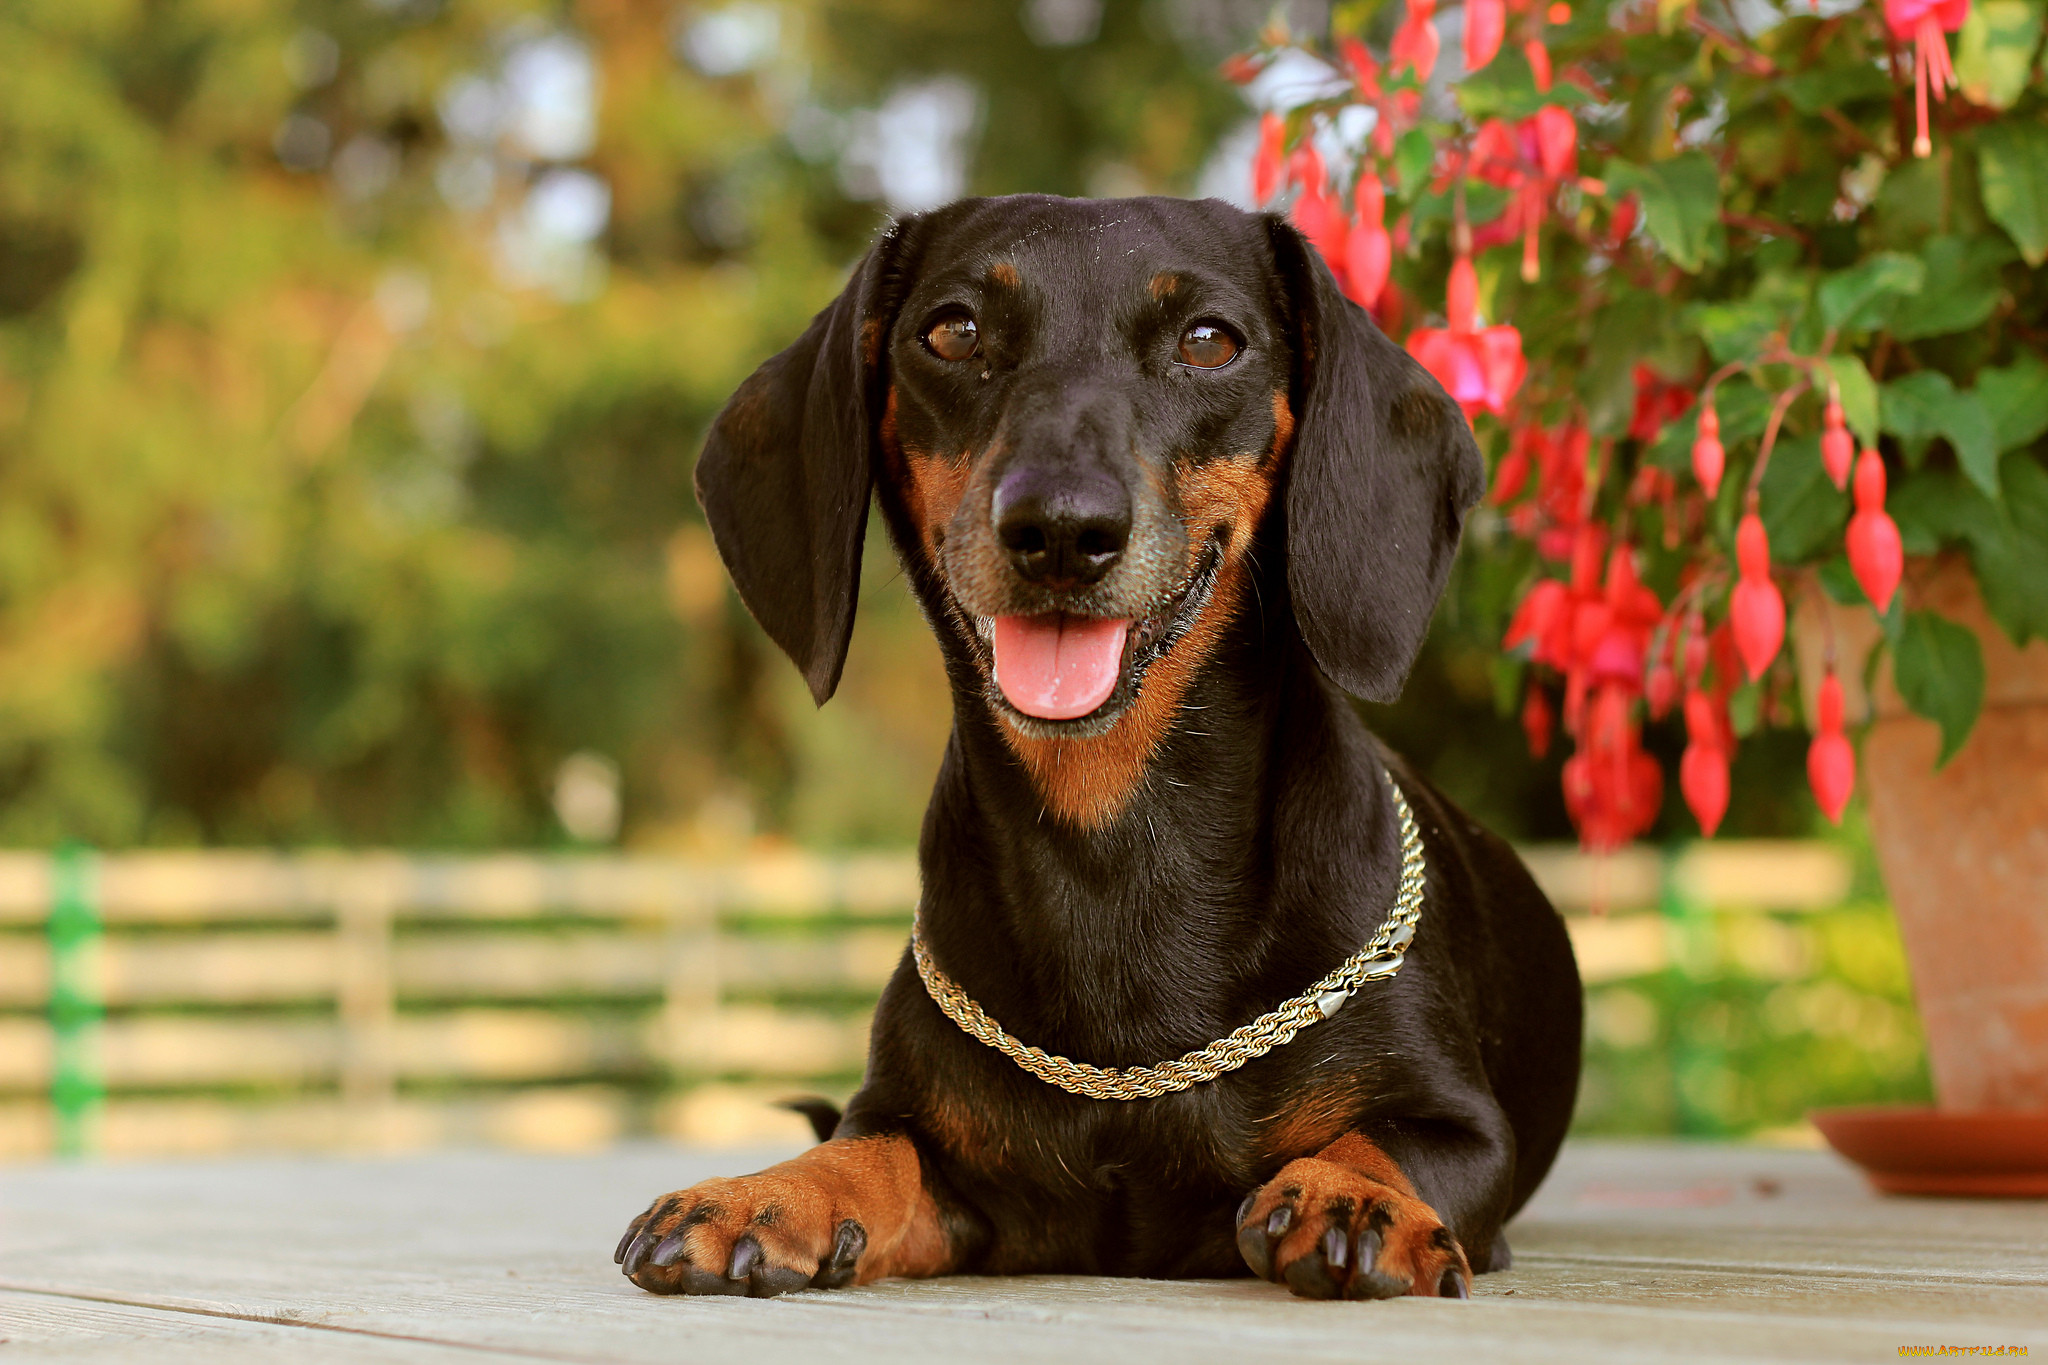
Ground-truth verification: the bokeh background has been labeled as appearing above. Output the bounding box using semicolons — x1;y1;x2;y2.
0;0;1927;1159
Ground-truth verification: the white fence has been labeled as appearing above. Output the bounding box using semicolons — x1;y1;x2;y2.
0;842;1856;1160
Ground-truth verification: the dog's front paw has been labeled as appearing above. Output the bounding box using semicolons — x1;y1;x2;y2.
1235;1154;1471;1301
615;1173;866;1297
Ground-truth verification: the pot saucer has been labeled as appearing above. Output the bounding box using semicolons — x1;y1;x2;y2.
1810;1106;2048;1197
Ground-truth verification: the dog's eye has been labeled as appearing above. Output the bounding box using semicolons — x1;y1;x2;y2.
1177;323;1238;369
925;314;979;362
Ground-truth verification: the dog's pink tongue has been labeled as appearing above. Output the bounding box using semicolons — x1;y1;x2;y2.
993;614;1130;720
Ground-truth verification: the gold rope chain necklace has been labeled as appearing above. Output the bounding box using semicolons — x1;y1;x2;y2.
909;775;1427;1102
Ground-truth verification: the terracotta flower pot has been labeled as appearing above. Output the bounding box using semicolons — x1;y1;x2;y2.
1793;558;2048;1195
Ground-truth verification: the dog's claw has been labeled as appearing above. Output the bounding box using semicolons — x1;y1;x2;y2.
1438;1266;1470;1299
1234;1193;1255;1227
1235;1216;1276;1281
813;1219;867;1289
1264;1206;1292;1239
622;1229;660;1277
650;1231;689;1268
1343;1228;1405;1300
1322;1226;1349;1270
727;1234;763;1282
614;1220;643;1265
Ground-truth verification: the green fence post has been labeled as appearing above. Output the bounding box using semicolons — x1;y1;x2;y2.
49;842;103;1158
1661;845;1725;1137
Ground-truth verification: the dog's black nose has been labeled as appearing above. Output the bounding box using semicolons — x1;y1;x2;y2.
992;467;1131;587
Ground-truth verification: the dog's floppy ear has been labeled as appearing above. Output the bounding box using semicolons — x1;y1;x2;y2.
693;224;914;705
1268;219;1486;703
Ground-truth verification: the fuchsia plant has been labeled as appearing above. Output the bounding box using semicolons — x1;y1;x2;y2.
1235;0;2048;850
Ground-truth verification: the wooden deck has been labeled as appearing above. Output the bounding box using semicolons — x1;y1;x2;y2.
3;1140;2042;1362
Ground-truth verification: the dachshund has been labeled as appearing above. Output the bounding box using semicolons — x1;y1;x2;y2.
615;195;1581;1301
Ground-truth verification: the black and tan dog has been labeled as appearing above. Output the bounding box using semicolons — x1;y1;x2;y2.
615;195;1580;1301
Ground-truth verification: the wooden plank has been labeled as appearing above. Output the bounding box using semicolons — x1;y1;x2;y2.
0;845;1855;927
0;1289;496;1360
0;1143;2042;1364
1565;914;1668;983
1672;839;1856;909
1518;846;1665;913
0;925;909;1009
0;1006;866;1091
0;851;923;925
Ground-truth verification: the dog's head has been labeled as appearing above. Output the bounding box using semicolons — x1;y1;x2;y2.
696;195;1483;825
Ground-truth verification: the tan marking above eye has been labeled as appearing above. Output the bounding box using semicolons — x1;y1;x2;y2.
927;314;979;362
1178;323;1238;369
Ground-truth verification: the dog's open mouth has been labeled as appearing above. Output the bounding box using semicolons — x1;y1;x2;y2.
981;539;1222;733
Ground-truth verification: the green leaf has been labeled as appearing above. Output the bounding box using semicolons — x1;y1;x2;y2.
1784;62;1895;114
1887;468;2002;554
1892;610;1986;765
1606;154;1721;273
1824;355;1880;446
1728;680;1762;738
1758;433;1849;561
1819;252;1924;332
1976;353;2048;453
1887;236;2012;342
1881;370;1956;464
1978;122;2048;266
1817;555;1866;606
1884;373;2002;494
1579;292;1663;436
1687;300;1781;366
1394;128;1435;198
1944;391;2002;497
1456;46;1592;120
1490;656;1525;719
1955;0;2044;110
1972;453;2048;644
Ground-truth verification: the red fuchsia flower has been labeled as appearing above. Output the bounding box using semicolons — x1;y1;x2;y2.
1219;52;1269;85
1525;421;1590;559
1465;0;1507;72
1533;105;1576;180
1464;108;1578;281
1605;193;1638;250
1680;689;1731;836
1341;175;1392;308
1287;143;1350;275
1681;614;1709;689
1628;365;1695;443
1846;447;1904;612
1337;36;1382;100
1886;0;1968;157
1522;685;1554;757
1647;656;1678;718
1563;680;1662;852
1408;255;1526;418
1491;429;1533;505
1391;0;1441;81
1821;391;1854;490
1692;401;1725;498
1808;670;1856;824
1253;113;1286;206
1525;37;1553;91
1729;512;1785;682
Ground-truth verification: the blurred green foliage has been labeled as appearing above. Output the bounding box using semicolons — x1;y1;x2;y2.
0;0;1246;849
1576;902;1931;1136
